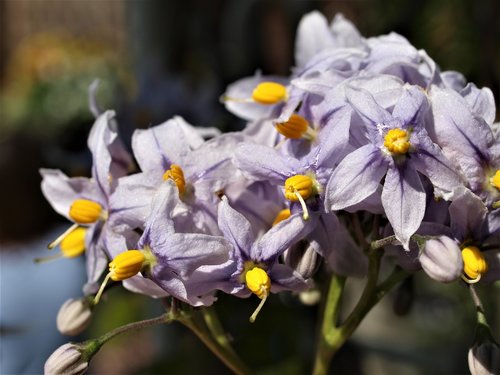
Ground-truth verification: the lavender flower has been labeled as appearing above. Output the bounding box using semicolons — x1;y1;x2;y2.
325;83;463;248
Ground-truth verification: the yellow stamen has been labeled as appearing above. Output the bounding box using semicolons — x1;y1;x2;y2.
93;250;147;305
284;175;317;220
48;223;79;250
284;175;313;201
245;267;271;323
251;82;288;105
163;164;186;195
275;114;315;140
60;227;87;258
69;199;103;224
461;246;488;283
272;208;291;226
384;128;411;155
490;170;500;190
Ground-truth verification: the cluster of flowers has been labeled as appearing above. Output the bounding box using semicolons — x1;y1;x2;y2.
42;12;499;373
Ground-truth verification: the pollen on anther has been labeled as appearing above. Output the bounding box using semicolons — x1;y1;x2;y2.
273;209;291;226
384;128;411;155
245;267;271;299
284;175;313;201
109;250;146;281
490;170;500;190
163;164;186;195
251;82;287;105
69;199;103;224
60;227;86;258
462;246;488;282
275;114;310;139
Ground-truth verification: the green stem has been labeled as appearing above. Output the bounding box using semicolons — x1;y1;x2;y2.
202;307;239;358
179;312;252;375
313;274;346;375
312;250;409;375
81;312;175;362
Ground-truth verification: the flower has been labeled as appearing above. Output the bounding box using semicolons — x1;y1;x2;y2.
325;83;463;248
56;298;93;336
40;110;134;294
44;343;88;375
419;236;463;283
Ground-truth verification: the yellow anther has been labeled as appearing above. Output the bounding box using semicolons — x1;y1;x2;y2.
284;175;313;201
251;82;288;105
284;175;317;221
272;209;291;226
163;164;186;195
461;246;488;283
384;128;411;155
60;227;86;258
275;114;314;140
69;199;103;224
245;267;271;298
109;250;146;281
94;250;152;305
490;170;500;190
245;267;271;323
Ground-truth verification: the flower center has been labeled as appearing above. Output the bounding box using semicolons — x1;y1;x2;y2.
272;208;291;226
384;128;411;155
69;199;105;224
251;82;288;105
461;246;488;283
490;169;500;191
163;164;186;195
245;266;271;323
275;114;316;140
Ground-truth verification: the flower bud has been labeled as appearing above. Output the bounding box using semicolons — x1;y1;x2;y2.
283;239;320;279
44;343;88;375
418;236;463;282
57;298;93;336
468;341;500;375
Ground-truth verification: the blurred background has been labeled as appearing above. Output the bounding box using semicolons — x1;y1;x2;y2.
0;1;498;374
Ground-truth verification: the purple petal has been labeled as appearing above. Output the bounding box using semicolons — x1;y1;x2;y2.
410;136;464;200
255;213;315;261
345;85;392;126
123;275;169;298
139;181;178;248
449;189;488;241
429;87;494;186
235;143;301;182
268;264;310;293
156;233;230;277
88;111;132;196
217;197;256;257
330;13;364;48
325;144;387;211
382;164;426;249
132;117;201;178
391;85;428;126
309;213;367;277
40;169;101;219
294;11;335;68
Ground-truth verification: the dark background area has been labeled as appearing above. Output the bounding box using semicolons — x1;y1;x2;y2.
0;1;498;374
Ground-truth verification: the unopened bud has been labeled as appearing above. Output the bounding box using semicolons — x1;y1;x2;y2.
419;236;463;282
44;343;88;375
57;298;93;336
283;239;320;279
468;341;500;375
